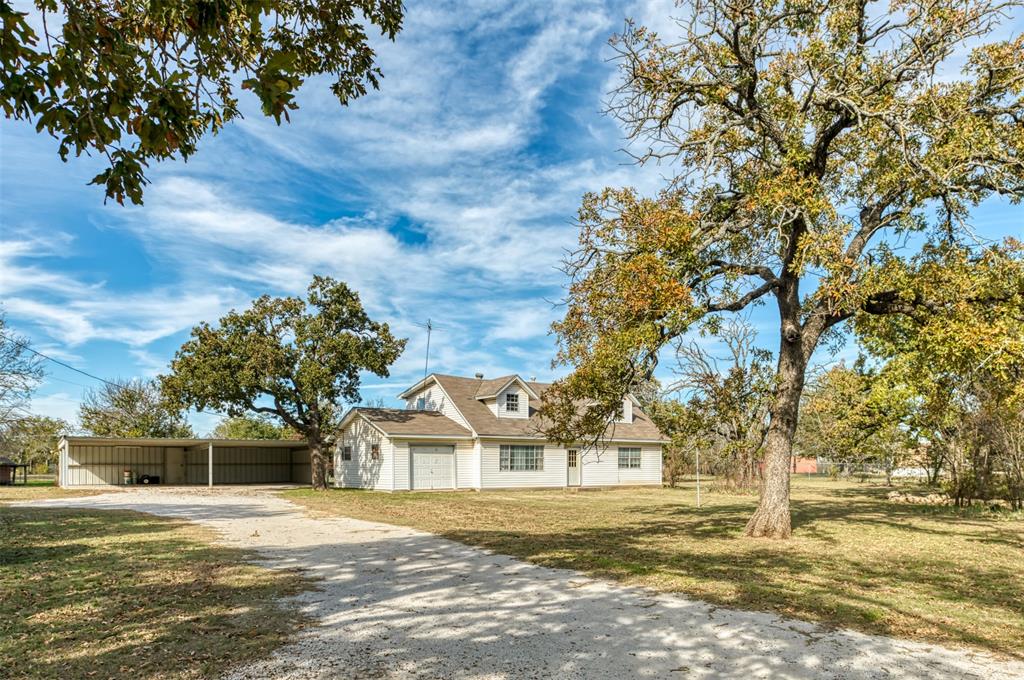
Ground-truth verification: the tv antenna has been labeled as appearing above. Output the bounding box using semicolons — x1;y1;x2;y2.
411;319;446;377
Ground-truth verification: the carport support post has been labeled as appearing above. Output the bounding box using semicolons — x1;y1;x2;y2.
208;442;213;487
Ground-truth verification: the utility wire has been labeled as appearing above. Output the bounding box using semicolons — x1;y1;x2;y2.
0;332;230;429
0;333;122;389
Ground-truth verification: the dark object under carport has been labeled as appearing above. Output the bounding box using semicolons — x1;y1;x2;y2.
0;457;29;485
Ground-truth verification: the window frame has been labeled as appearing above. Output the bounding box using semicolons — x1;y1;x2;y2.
617;446;641;469
341;445;352;461
504;392;519;413
499;444;543;471
370;443;381;460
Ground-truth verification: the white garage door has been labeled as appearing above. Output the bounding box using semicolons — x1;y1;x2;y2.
411;446;454;490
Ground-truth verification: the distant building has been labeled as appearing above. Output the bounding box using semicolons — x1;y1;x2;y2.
791;456;818;474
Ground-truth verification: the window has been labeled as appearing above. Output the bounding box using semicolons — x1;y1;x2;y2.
371;444;381;460
505;392;519;413
500;445;543;471
341;445;352;461
567;449;578;467
618;447;641;469
416;397;426;411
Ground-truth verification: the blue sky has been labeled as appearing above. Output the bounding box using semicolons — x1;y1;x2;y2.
1;0;1021;434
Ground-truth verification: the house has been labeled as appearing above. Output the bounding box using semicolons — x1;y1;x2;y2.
335;373;667;491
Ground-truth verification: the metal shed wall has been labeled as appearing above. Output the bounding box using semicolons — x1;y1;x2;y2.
184;447;295;484
64;445;165;486
63;442;310;486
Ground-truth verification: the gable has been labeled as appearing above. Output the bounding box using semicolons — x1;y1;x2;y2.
399;378;473;432
431;374;665;441
484;382;530;420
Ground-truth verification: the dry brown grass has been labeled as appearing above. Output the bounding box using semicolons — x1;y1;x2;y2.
0;506;310;679
0;479;104;502
285;477;1024;658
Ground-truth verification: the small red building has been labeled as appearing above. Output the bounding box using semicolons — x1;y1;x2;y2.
791;456;818;474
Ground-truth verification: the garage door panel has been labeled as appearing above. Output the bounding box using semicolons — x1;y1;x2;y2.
411;446;454;490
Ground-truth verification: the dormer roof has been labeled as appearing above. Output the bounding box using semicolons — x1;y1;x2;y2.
393;373;666;442
473;375;540;401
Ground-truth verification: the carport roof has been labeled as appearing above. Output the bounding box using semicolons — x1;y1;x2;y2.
61;436;309;448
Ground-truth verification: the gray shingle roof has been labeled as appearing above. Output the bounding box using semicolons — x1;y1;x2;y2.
354;408;473;437
432;374;666;441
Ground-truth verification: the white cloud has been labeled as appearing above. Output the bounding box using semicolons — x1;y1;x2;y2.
24;391;82;425
1;231;245;348
0;0;679;422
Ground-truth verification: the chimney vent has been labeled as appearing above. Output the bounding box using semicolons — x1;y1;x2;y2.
474;372;484;380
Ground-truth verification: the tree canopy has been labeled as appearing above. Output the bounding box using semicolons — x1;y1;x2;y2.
1;0;403;204
0;314;44;428
161;276;406;489
797;360;916;482
545;0;1024;537
80;378;194;438
209;415;299;441
0;414;72;471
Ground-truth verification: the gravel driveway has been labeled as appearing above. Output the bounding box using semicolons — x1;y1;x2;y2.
25;488;1024;680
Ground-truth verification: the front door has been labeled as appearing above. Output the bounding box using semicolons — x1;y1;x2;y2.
567;448;581;486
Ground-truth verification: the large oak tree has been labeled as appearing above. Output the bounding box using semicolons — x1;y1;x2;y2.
161;276;406;490
80;378;195;438
544;0;1024;537
1;0;403;204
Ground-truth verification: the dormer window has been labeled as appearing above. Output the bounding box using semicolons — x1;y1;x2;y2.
505;393;519;413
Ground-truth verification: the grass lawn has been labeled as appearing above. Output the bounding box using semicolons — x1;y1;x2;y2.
0;479;103;503
284;477;1024;658
0;506;309;679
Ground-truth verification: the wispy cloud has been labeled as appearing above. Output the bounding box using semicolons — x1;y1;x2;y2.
0;0;767;425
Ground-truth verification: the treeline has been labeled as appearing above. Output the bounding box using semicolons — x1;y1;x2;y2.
650;300;1024;509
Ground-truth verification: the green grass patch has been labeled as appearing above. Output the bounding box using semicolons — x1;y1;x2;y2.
284;477;1024;658
0;507;310;679
0;479;104;503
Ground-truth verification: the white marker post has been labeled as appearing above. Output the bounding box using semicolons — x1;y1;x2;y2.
696;449;701;509
208;442;213;488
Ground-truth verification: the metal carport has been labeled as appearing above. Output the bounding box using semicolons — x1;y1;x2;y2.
58;436;311;487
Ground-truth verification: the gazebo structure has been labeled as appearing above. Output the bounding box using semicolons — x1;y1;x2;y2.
0;456;29;486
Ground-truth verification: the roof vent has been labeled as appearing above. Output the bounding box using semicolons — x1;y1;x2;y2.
474;372;484;379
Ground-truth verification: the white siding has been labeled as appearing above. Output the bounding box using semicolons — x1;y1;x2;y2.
620;398;634;423
455;439;475;488
405;383;472;430
392;441;410;490
388;439;476;490
473;440;483;489
336;417;393;490
480;440;567;488
579;444;662;487
487;384;530;419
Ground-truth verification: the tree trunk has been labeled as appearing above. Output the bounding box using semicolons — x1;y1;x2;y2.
744;316;806;539
310;437;328;491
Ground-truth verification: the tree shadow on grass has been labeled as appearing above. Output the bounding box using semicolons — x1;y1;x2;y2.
203;521;1024;679
0;507;307;680
431;520;1024;660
